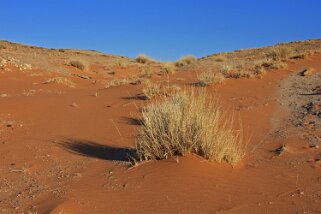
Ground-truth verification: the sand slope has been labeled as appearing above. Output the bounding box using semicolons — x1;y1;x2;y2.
0;41;321;213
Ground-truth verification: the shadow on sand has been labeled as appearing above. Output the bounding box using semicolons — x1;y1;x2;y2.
120;117;143;126
122;94;147;100
59;138;137;162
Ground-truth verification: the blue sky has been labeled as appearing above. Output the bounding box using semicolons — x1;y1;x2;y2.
0;0;321;61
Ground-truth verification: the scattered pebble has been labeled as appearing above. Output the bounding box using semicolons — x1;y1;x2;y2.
310;144;319;149
73;173;82;178
274;144;287;156
70;103;78;107
299;68;312;76
0;93;8;98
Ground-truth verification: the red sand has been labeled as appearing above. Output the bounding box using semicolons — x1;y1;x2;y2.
0;52;321;213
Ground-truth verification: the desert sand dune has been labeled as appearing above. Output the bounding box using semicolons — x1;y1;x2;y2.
0;40;321;213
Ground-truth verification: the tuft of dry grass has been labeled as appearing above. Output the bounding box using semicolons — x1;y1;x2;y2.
175;55;197;67
213;55;227;62
139;67;152;78
136;90;245;165
252;65;266;78
266;46;292;61
220;64;231;76
44;77;76;88
69;60;85;70
261;59;287;70
105;77;133;88
161;62;176;74
136;54;156;64
142;82;161;99
164;84;181;96
196;71;225;87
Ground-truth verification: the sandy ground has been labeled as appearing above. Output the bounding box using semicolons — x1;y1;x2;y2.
0;48;321;213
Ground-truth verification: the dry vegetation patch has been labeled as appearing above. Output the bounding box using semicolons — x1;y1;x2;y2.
175;55;197;67
266;46;293;61
196;71;225;87
136;54;156;64
142;82;162;99
44;77;76;88
161;62;176;74
213;55;227;62
69;60;86;70
136;90;245;165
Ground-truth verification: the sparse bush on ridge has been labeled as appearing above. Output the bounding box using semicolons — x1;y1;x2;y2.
266;46;292;61
69;60;85;70
136;90;245;165
252;65;266;78
220;64;231;76
136;54;156;64
261;59;287;70
161;62;176;74
175;55;197;67
213;55;226;62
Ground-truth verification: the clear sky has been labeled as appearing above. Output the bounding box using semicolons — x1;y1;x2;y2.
1;0;321;61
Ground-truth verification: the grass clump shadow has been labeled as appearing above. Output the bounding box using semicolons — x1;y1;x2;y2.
136;90;245;166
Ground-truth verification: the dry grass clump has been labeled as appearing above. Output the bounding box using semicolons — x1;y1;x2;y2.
175;55;197;67
44;77;76;88
252;65;266;78
161;62;176;74
266;46;292;61
261;60;287;70
220;64;231;76
136;90;245;165
164;84;181;95
139;67;152;78
136;54;156;64
104;77;135;88
225;70;255;79
69;60;85;70
196;71;225;87
142;82;161;99
213;55;227;62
